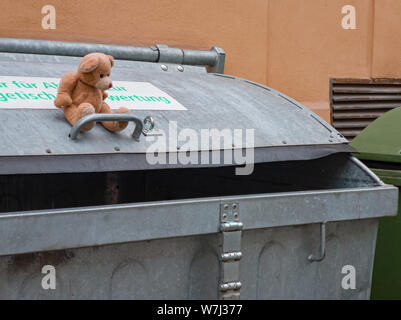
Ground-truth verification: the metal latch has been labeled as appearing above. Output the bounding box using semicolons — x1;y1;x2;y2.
142;116;162;136
219;202;243;300
308;222;326;262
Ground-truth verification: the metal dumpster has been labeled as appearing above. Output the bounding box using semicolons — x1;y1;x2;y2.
0;39;398;300
350;107;401;300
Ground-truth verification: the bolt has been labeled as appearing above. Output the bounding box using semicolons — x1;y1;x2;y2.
177;65;184;72
224;204;229;210
232;204;237;210
161;64;168;71
222;213;228;220
234;212;239;219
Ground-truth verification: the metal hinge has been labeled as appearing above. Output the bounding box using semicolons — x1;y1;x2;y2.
0;38;226;74
219;202;243;300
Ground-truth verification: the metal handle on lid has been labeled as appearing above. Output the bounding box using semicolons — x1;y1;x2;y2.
69;113;143;141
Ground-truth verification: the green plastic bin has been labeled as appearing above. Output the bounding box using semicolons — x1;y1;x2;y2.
350;106;401;300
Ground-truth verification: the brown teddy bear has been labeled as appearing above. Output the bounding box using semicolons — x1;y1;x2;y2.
54;52;129;132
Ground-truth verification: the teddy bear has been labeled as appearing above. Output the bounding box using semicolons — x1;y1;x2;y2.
54;52;129;132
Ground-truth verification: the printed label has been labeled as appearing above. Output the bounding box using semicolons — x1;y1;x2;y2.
0;76;186;110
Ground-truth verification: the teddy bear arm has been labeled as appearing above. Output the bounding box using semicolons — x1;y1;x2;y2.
54;72;78;108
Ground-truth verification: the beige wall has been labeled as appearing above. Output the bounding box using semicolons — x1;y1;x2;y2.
0;0;400;122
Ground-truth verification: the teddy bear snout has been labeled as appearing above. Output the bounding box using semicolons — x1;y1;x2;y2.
95;76;113;91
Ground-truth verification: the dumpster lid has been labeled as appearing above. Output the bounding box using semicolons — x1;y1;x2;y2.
0;52;352;174
350;107;401;164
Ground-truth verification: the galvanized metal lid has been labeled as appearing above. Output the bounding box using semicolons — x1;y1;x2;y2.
351;107;401;164
0;52;351;174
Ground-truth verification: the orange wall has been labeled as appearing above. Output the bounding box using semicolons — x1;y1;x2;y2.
267;0;374;121
0;0;400;122
372;0;401;78
0;0;269;85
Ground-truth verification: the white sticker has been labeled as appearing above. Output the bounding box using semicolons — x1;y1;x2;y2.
0;76;186;110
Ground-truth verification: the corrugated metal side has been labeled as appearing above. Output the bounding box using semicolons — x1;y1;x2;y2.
330;79;401;140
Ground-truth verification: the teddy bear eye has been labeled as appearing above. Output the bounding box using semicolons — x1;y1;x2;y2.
100;74;104;78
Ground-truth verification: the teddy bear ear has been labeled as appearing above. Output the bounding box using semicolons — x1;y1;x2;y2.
108;55;114;67
79;56;99;73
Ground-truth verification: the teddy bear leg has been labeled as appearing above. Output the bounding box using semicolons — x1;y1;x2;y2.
64;102;96;132
100;102;130;132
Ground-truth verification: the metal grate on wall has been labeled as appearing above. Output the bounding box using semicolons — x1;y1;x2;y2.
330;78;401;140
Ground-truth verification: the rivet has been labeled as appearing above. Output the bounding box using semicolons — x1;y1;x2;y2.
46;149;51;154
114;146;120;151
177;65;184;72
234;212;239;219
222;213;228;220
282;140;287;144
232;204;237;210
161;64;168;71
329;139;333;143
224;204;229;210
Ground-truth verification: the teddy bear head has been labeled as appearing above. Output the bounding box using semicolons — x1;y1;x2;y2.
77;52;114;90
